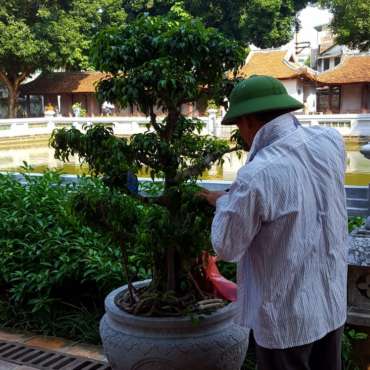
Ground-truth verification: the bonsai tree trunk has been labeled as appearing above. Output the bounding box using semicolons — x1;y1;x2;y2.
166;247;176;292
162;108;182;293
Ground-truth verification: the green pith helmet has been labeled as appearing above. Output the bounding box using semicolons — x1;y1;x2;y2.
221;75;304;125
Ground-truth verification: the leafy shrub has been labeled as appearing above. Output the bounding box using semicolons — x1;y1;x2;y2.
342;327;368;370
0;171;149;343
348;216;364;233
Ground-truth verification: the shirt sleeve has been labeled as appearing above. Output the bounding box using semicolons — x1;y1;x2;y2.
211;179;264;262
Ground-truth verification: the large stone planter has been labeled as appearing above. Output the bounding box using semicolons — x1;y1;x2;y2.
100;281;249;370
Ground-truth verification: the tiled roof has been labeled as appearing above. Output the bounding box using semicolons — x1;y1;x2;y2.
21;72;107;94
236;50;315;80
317;55;370;85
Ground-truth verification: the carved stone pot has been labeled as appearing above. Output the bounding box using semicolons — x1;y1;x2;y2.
100;281;249;370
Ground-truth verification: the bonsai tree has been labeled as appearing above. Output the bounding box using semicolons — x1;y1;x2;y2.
50;6;246;317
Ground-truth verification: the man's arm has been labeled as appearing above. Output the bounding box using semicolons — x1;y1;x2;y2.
201;180;264;262
197;188;227;207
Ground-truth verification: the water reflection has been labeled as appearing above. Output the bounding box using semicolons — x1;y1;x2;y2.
0;140;370;185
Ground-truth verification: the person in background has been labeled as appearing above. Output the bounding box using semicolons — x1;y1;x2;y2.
102;101;115;116
198;75;348;370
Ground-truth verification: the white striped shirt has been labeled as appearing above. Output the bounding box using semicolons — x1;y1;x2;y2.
212;113;348;349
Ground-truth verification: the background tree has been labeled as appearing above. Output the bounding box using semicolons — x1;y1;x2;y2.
320;0;370;51
0;0;126;118
122;0;313;48
50;8;246;315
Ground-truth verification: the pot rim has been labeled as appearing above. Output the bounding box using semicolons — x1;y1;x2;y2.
104;280;238;330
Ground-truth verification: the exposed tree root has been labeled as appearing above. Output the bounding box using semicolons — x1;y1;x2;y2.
115;280;226;317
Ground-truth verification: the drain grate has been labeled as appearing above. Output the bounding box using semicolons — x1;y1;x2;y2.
0;341;111;370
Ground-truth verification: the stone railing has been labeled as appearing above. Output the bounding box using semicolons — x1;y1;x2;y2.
297;113;370;137
209;113;370;138
0;116;154;138
0;116;208;138
1;113;370;139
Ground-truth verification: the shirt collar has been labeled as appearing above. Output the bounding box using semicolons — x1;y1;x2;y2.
248;113;300;162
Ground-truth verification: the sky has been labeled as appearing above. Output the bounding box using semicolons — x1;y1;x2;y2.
250;5;333;51
297;5;333;48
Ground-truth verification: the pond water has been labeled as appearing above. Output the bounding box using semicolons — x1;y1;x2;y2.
0;138;369;185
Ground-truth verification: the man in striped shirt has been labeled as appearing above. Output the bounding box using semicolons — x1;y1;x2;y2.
199;76;348;370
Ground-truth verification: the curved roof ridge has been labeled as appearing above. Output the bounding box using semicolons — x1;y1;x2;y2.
317;54;370;84
237;49;313;80
20;71;107;94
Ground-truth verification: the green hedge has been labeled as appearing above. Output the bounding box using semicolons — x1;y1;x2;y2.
0;171;148;343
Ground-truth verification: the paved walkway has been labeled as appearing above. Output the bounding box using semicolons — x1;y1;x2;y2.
0;328;106;370
0;359;38;370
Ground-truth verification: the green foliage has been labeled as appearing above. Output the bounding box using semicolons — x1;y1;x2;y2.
70;177;216;282
207;100;219;111
0;171;148;342
342;327;368;370
122;0;312;48
348;216;364;233
320;0;370;51
72;102;87;117
0;0;126;117
53;0;127;70
91;10;245;113
51;125;137;189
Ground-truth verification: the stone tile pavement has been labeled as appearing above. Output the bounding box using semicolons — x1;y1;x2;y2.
0;328;107;370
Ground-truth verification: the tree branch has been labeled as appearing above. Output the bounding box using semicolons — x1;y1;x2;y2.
0;69;13;92
15;71;29;89
162;109;180;141
174;145;242;183
0;69;31;95
149;105;163;134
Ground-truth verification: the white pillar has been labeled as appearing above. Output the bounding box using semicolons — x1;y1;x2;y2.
41;96;45;115
47;118;55;132
57;95;61;116
207;109;217;136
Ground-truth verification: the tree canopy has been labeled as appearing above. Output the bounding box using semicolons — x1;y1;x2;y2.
0;0;126;117
122;0;312;48
320;0;370;51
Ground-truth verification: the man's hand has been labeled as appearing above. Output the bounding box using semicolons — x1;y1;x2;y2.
197;188;227;207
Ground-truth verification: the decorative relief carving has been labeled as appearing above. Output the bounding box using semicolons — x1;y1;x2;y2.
357;274;370;299
100;309;249;370
132;358;178;370
216;342;247;370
